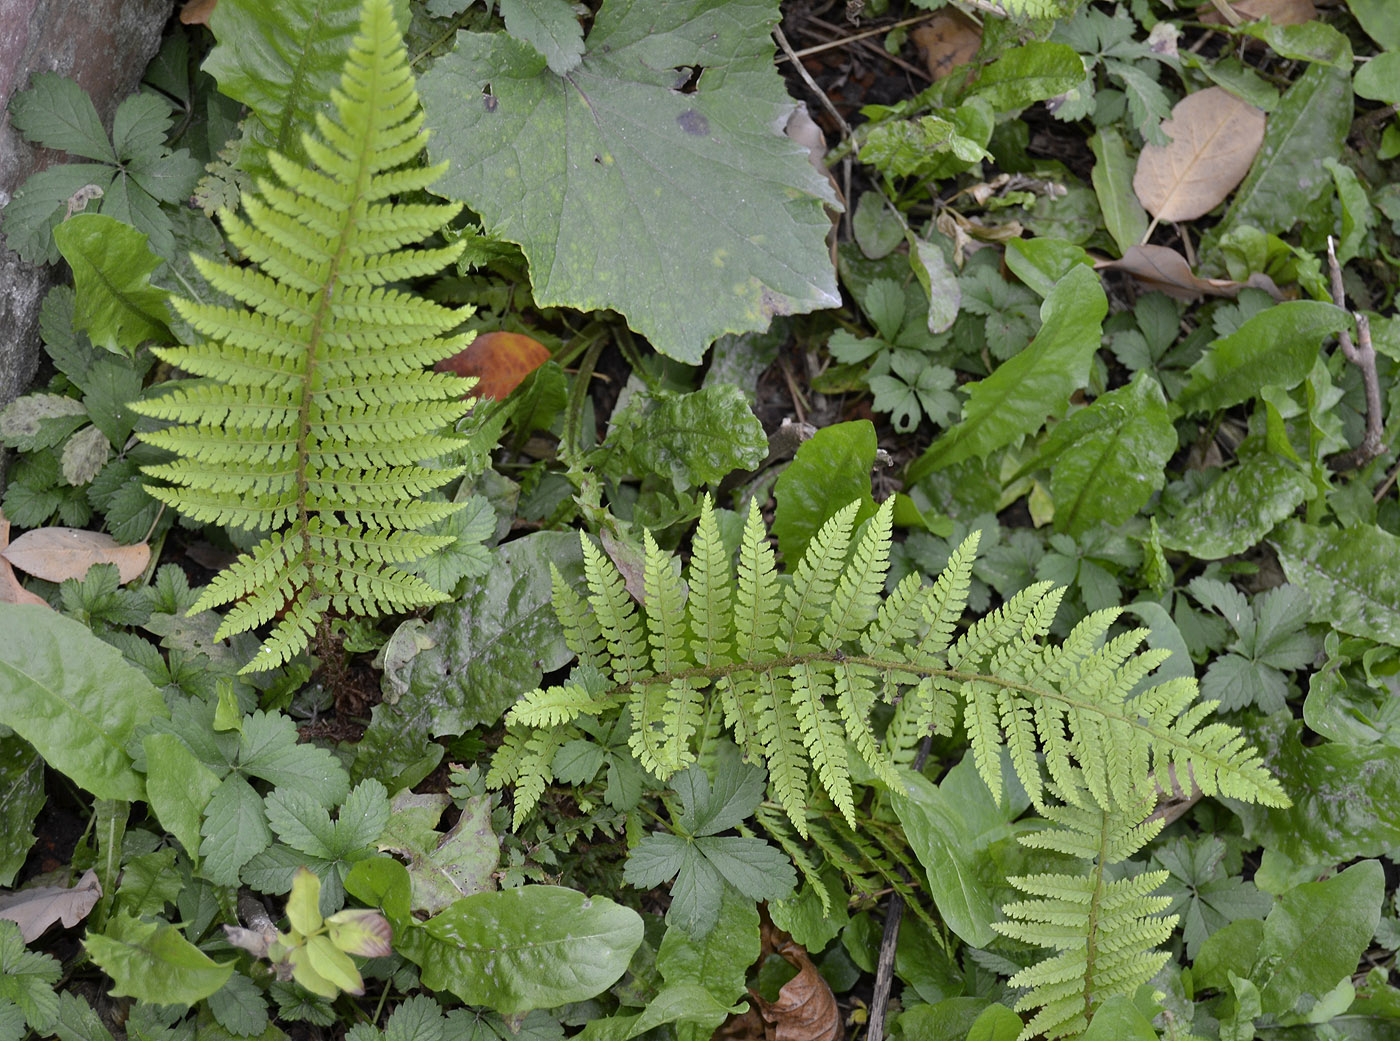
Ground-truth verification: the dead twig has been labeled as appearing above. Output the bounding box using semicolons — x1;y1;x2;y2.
1325;236;1385;471
778;11;943;64
774;25;852;139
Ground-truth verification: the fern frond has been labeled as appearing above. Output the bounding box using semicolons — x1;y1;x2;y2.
821;499;893;647
582;536;649;685
783;501;858;652
687;496;734;666
131;0;478;671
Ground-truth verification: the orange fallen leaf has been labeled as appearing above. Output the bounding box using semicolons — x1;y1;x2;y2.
1201;0;1316;25
0;869;101;942
0;511;49;608
753;940;842;1041
3;527;150;584
1133;87;1265;222
180;0;217;24
912;11;982;82
435;331;549;401
1096;245;1286;302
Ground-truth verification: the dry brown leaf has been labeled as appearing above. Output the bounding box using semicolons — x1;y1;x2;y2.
753;941;842;1041
0;511;49;608
0;870;101;942
1096;245;1286;302
912;11;982;81
1201;0;1316;25
1133;87;1265;222
180;0;217;24
2;527;150;584
435;331;550;401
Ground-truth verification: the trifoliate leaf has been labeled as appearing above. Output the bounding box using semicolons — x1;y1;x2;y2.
7;74;115;162
237;710;351;805
421;0;840;362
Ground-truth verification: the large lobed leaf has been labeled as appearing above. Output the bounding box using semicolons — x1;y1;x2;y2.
419;0;840;362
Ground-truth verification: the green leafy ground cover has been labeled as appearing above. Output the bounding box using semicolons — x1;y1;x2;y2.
0;0;1398;1039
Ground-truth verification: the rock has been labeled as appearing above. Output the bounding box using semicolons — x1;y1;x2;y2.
0;0;173;409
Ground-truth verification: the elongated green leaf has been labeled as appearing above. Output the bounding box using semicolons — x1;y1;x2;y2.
1160;453;1307;559
971;42;1084;112
1222;62;1351;237
910;264;1107;478
204;0;409;179
1039;373;1174;536
1271;522;1400;644
0;605;166;801
1256;861;1383;1017
142;733;221;862
1090;128;1149;255
1176;301;1350;414
399;887;643;1014
420;0;840;362
52;215;170;356
85;912;234;1005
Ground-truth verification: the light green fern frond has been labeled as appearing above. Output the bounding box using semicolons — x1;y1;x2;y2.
132;0;477;671
993;776;1175;1040
493;495;1287;836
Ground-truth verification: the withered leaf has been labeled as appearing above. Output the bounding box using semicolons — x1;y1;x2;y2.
1133;87;1265;222
1201;0;1316;25
3;527;150;584
180;0;217;25
1097;245;1244;301
912;11;982;82
0;511;49;608
753;941;842;1041
435;331;550;401
0;869;101;942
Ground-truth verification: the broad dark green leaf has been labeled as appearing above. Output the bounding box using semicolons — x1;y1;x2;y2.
0;735;44;888
1222;62;1351;237
204;0;410;180
498;0;584;75
1256;861;1384;1017
400;887;643;1014
385;532;584;740
1236;20;1352;67
420;0;840;362
0;605;166;801
1176;301;1350;414
85;912;234;1005
1272;522;1400;644
1160;453;1307;559
1348;0;1400;49
910;265;1107;477
1038;373;1174;536
52;215;170;356
773;420;878;563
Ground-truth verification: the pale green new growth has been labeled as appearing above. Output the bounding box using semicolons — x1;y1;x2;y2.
491;495;1288;834
131;0;475;671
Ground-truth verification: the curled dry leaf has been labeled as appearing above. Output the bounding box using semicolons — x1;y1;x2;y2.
1096;245;1286;302
435;330;550;401
753;940;843;1041
1133;87;1266;222
180;0;217;25
2;527;150;584
0;511;49;608
0;869;101;942
912;11;982;82
1201;0;1316;25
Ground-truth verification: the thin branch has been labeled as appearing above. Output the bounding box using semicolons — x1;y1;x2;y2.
774;25;852;139
778;11;943;63
1325;236;1385;471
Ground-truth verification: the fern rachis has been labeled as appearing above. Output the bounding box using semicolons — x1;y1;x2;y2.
131;0;476;672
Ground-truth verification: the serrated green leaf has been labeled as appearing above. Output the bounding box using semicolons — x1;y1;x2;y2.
417;494;495;595
1176;300;1350;414
399;887;643;1014
204;0;410;180
911;264;1107;477
52;214;170;356
0;736;44;888
498;0;584;75
691;836;794;902
205;973;270;1038
237;711;350;804
1272;522;1400;644
0;605;166;801
114;849;182;917
970;42;1085;112
1256;861;1383;1017
657;886;759;1033
85;912;234;1005
1039;372;1174;536
420;0;840;362
1222;62;1351;237
0;921;60;1034
8;74;114;162
0;164;115;266
199;775;273;886
81;358;146;448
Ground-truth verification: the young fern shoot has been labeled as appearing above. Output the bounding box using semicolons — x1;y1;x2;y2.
131;0;476;671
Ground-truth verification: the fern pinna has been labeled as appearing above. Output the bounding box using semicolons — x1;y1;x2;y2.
131;0;475;671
